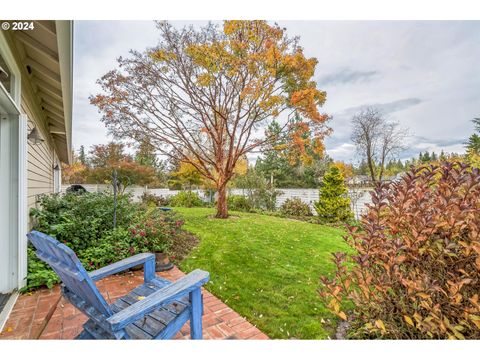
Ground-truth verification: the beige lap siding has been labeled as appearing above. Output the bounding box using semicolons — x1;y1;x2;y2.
22;101;57;230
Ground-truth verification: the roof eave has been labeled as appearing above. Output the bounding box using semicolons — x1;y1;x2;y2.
55;20;73;164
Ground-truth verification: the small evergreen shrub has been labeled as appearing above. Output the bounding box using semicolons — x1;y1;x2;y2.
169;191;203;207
280;197;312;217
320;162;480;339
227;195;252;212
314;165;353;223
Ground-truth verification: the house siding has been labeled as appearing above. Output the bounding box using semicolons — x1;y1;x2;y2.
21;95;58;230
0;21;71;296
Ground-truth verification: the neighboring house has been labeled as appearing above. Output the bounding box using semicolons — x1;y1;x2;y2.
0;20;72;314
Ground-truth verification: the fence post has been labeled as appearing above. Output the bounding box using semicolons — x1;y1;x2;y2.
112;169;118;229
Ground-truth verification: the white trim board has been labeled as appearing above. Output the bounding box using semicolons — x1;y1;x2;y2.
0;292;19;333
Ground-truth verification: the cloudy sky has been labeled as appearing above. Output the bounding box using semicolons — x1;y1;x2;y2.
73;21;480;164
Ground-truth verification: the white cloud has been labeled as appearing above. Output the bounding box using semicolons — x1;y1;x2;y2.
73;20;480;162
326;143;356;161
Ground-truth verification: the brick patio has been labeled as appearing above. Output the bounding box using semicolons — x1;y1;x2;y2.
0;267;268;340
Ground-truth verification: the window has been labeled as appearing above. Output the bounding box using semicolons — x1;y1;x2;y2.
0;35;21;106
0;54;14;96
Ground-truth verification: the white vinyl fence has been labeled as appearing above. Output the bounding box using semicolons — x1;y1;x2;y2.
61;184;374;219
230;188;373;218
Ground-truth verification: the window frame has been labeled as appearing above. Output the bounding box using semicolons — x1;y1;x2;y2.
0;32;22;108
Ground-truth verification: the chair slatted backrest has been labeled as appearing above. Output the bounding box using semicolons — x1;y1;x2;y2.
27;231;112;317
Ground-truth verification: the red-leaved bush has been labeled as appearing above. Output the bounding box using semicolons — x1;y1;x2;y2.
321;162;480;339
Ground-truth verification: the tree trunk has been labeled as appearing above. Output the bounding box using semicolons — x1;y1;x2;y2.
366;153;377;183
216;184;228;218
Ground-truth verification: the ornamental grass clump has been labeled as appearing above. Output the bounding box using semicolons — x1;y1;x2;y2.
320;162;480;339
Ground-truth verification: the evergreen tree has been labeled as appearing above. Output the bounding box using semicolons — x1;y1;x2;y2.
255;120;292;186
440;150;447;161
135;138;158;167
421;151;431;163
474;117;480;131
78;145;87;167
431;151;438;162
396;159;404;170
466;118;480;153
355;159;369;175
314;165;353;223
465;117;480;167
467;134;480;153
256;118;331;188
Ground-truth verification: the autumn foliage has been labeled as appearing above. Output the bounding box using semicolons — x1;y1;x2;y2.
90;21;330;218
321;162;480;339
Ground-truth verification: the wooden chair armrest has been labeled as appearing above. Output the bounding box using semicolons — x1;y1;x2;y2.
89;253;155;282
107;269;209;331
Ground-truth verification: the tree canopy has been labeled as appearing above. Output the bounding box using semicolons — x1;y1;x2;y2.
91;20;330;218
351;107;408;182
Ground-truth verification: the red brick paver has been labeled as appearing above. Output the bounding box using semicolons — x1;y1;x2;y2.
0;267;267;340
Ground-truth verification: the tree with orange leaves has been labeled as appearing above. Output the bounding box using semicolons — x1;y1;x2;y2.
61;151;87;184
91;21;330;218
333;161;354;180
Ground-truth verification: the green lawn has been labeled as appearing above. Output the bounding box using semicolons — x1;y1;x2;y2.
175;207;350;339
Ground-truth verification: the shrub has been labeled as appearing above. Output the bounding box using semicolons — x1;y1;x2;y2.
254;186;283;211
320;162;480;339
314;165;353;223
25;246;59;290
129;208;184;253
280;197;312;217
169;191;203;207
30;191;139;251
227;195;252;212
78;227;132;271
140;192;170;207
233;168;282;210
26;192;187;291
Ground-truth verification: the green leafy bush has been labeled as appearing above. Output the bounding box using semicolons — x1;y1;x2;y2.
30;191;139;251
233;168;283;211
321;162;480;339
169;190;203;207
227;195;252;212
254;186;283;211
129;208;184;253
280;197;312;217
26;192;187;291
314;165;353;223
25;247;58;290
78;228;132;271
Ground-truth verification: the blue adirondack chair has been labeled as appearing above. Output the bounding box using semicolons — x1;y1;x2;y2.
27;230;209;339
